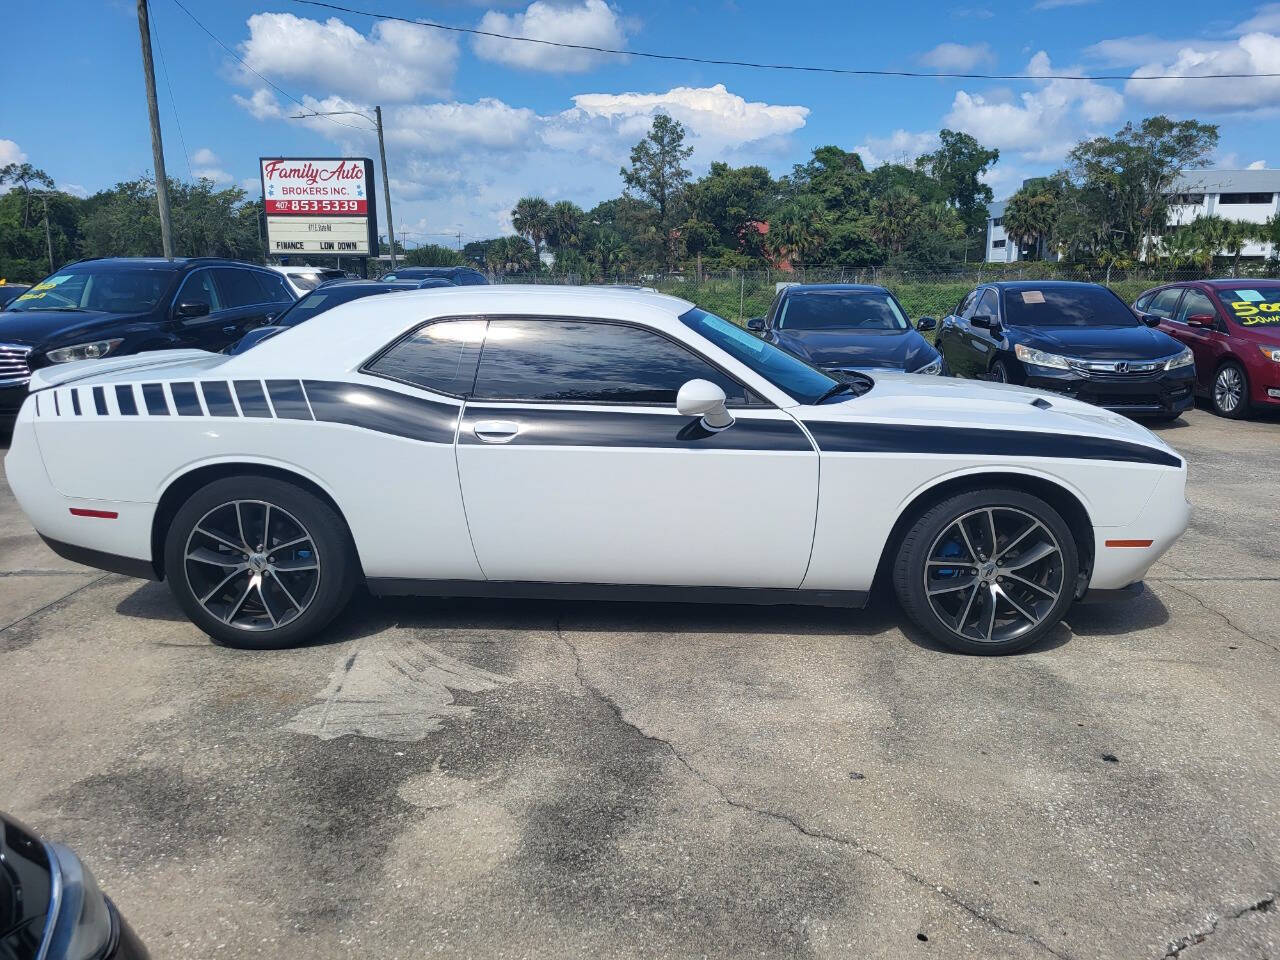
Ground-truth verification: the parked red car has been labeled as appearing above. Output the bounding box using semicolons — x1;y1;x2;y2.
1134;280;1280;418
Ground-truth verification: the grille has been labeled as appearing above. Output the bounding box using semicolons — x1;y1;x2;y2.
0;343;32;385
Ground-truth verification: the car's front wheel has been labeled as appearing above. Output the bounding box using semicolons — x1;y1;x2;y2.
1211;361;1250;419
893;489;1079;655
163;476;358;648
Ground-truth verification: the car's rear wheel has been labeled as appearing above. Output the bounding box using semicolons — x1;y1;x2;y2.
1211;361;1250;419
163;476;357;648
893;489;1079;655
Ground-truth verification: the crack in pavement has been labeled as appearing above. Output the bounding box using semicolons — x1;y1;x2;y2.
0;568;95;577
0;573;113;636
1155;580;1280;655
554;614;1073;960
1161;894;1275;958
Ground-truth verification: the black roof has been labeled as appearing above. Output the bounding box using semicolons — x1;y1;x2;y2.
985;280;1106;290
64;256;268;270
779;283;891;294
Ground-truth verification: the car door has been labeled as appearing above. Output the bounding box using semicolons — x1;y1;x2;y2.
937;288;977;374
169;269;230;351
453;316;820;588
210;267;286;345
1169;286;1227;392
1144;287;1186;343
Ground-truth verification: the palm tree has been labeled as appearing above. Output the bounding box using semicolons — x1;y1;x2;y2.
869;186;923;257
1223;219;1264;277
1001;188;1056;261
1187;215;1230;272
484;235;537;276
510;196;551;253
766;196;828;273
545;200;584;254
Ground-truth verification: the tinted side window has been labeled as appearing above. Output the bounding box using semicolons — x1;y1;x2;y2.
1147;288;1184;320
256;271;295;304
1174;289;1215;325
367;319;486;396
765;293;783;325
175;271;221;312
956;290;978;318
472;319;751;405
214;268;268;308
459;270;487;285
977;289;999;318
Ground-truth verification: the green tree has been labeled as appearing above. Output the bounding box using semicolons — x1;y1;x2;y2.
869;186;924;257
1001;181;1060;260
681;161;777;267
401;243;465;267
511;196;551;253
0;162;56;228
546;200;585;254
915;129;999;251
486;234;537;274
621;113;693;262
766;196;829;272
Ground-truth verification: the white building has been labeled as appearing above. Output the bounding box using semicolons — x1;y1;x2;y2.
984;169;1280;263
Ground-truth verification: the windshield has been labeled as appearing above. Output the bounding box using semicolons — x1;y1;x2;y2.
7;266;173;313
777;290;910;331
278;284;399;327
1002;286;1140;328
680;307;843;405
289;269;347;292
1219;286;1280;327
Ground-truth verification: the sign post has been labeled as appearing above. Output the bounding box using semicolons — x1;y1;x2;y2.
259;157;379;272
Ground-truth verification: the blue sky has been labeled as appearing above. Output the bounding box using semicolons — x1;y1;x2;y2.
4;0;1280;245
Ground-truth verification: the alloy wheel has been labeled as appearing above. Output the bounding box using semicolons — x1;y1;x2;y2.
923;506;1065;644
1214;366;1243;414
183;500;321;632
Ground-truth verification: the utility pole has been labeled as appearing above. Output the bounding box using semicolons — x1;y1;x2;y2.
375;105;396;270
136;0;174;257
40;195;54;273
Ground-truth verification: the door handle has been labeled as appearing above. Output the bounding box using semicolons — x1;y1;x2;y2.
222;325;238;334
472;419;520;443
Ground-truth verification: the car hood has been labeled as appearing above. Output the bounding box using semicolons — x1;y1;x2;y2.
0;309;141;347
28;349;227;390
802;370;1181;457
774;327;938;370
1015;324;1181;360
1236;322;1280;346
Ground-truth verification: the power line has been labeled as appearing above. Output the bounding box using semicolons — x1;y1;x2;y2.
149;0;192;179
168;0;364;130
286;0;1280;83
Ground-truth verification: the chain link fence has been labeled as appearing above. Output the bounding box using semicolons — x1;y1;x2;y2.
492;264;1279;326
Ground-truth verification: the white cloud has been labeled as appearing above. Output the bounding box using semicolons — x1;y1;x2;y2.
1248;159;1268;169
1126;32;1280;112
1083;34;1228;68
0;139;26;165
191;147;220;167
233;88;286;120
473;0;627;72
569;84;809;151
853;129;938;168
63;183;89;198
240;13;456;102
386;99;539;153
194;167;233;185
945;52;1123;161
1235;3;1280;33
919;42;994;71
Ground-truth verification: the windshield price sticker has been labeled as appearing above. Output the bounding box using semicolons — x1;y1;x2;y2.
1021;291;1045;304
1227;294;1280;325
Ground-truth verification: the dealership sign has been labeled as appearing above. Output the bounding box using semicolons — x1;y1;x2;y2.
260;157;378;256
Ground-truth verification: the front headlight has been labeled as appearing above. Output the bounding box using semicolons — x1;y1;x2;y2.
1014;343;1070;370
1258;345;1280;363
1165;348;1195;370
45;339;123;364
913;357;943;375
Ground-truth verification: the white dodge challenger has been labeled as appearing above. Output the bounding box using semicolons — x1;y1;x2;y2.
5;286;1190;654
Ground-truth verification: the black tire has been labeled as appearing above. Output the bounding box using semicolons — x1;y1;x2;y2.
1210;361;1250;419
988;359;1013;384
163;476;358;649
893;488;1079;655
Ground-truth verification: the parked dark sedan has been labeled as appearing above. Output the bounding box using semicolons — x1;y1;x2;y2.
936;281;1195;420
1;813;148;959
380;265;488;285
0;258;294;424
747;284;943;377
0;283;32;309
225;278;450;354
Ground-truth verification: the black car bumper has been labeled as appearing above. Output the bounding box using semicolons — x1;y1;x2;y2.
1020;365;1195;416
0;380;29;420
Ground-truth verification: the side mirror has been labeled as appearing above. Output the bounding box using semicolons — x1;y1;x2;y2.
1138;313;1161;327
971;313;999;331
175;300;210;320
746;317;766;332
676;379;734;430
1186;314;1215;329
915;316;937;332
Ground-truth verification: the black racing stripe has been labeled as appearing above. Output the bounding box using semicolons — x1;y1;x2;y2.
267;379;312;420
806;421;1182;468
34;393;41;417
459;406;813;451
170;381;202;416
92;386;108;416
115;384;138;416
200;381;237;417
303;380;458;444
53;391;60;416
142;383;169;416
71;389;81;416
233;380;271;418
